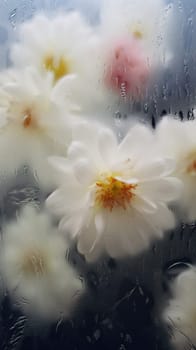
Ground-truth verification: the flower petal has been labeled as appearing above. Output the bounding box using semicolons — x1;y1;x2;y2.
59;214;83;237
94;211;106;237
48;156;72;174
73;158;96;185
118;124;153;157
136;158;176;180
72;121;98;148
132;195;157;214
140;177;183;202
77;225;97;256
67;141;89;161
98;128;117;164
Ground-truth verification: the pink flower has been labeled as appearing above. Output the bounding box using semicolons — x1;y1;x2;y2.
104;37;149;99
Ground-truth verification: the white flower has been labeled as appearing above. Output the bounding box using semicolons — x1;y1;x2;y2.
0;205;83;321
156;117;196;222
0;67;78;189
101;0;165;48
163;267;196;349
46;121;181;262
11;12;96;83
96;0;173;100
10;12;101;113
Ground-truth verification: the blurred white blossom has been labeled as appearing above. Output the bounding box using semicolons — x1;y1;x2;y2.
10;12;102;114
163;267;196;349
0;205;83;321
156;117;196;222
0;67;79;189
47;121;181;262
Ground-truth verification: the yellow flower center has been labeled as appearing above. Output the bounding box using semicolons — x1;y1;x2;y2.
187;160;196;175
43;55;70;82
184;150;196;176
95;176;137;211
22;249;47;277
130;21;145;40
22;108;39;130
133;30;144;39
23;109;34;129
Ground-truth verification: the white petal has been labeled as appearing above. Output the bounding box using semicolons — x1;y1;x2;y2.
123;225;149;256
90;213;106;253
77;225;97;256
67;141;89;161
53;74;77;94
136;158;175;180
141;177;183;202
84;239;105;262
48;156;71;174
46;189;70;216
73;158;96;185
53;75;81;112
118;124;153;156
48;179;92;214
104;212;132;257
94;211;106;236
145;204;176;237
115;176;138;185
98;128;117;164
104;233;125;258
132;195;157;214
72;121;98;147
59;215;83;237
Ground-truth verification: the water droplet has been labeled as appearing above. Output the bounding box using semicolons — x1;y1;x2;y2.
178;1;183;12
9;8;17;29
188;110;194;120
165;260;192;280
94;329;101;341
188;16;193;26
87;271;99;290
143;103;149;113
114;111;122;120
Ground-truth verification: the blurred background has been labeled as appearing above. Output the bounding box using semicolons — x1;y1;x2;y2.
0;1;196;349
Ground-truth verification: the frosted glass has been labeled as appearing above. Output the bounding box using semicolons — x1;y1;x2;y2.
0;1;195;350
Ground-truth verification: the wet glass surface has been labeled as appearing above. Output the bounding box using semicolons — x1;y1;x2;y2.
0;1;196;349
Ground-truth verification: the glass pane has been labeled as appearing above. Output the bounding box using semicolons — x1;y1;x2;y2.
0;1;196;349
